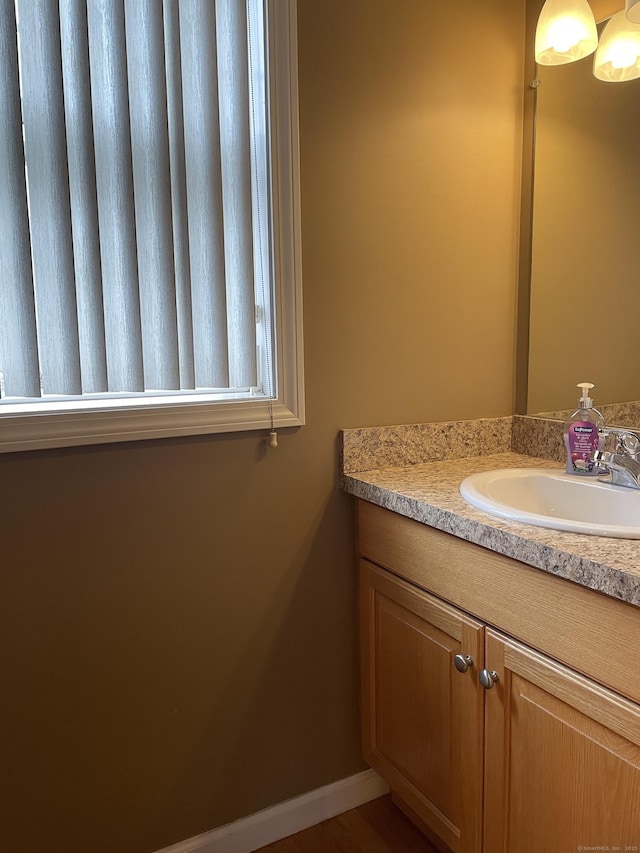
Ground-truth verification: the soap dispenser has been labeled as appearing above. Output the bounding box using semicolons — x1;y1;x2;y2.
564;382;604;475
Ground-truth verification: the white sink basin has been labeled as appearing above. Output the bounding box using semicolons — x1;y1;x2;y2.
459;468;640;538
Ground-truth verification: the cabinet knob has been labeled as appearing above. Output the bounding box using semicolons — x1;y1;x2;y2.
479;669;499;689
453;654;473;673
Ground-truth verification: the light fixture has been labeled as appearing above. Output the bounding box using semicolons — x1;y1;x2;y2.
626;0;640;24
593;10;640;80
535;0;598;66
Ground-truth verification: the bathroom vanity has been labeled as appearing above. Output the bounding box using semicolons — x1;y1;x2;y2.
341;418;640;853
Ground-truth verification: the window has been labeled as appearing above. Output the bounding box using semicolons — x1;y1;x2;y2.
0;0;303;453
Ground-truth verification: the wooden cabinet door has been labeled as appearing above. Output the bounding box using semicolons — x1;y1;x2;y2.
359;559;485;853
483;628;640;853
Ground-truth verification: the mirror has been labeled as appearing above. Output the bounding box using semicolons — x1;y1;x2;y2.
521;1;640;427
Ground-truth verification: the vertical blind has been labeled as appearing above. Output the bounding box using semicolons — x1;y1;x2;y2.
0;0;263;402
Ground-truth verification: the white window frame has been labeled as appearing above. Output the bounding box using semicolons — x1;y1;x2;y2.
0;0;304;454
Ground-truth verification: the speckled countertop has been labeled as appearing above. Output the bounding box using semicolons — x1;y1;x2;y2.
340;418;640;609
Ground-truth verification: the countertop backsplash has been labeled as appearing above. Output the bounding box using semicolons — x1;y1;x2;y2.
534;400;640;431
341;415;565;475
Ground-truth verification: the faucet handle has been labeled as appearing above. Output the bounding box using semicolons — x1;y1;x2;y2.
600;427;640;459
620;432;640;459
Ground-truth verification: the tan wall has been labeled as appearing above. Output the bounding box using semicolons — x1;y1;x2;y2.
0;2;525;851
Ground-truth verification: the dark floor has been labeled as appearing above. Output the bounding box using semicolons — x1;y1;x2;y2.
254;794;442;852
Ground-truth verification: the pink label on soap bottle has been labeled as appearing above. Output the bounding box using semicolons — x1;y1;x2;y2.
567;421;598;473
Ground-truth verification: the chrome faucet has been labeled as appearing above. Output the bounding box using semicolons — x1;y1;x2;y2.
593;427;640;490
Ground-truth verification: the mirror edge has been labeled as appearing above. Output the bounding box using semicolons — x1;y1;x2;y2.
514;0;625;418
514;0;544;415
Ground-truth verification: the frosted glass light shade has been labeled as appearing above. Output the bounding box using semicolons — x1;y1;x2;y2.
593;11;640;81
627;0;640;24
535;0;598;65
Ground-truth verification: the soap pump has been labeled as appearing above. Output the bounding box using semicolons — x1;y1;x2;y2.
564;382;604;475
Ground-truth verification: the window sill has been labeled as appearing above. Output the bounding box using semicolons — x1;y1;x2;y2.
0;395;304;453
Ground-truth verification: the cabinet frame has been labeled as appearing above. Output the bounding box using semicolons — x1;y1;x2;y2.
357;500;640;853
483;628;640;853
359;558;484;853
358;499;640;705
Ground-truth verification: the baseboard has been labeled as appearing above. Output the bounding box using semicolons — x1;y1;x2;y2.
155;769;389;853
